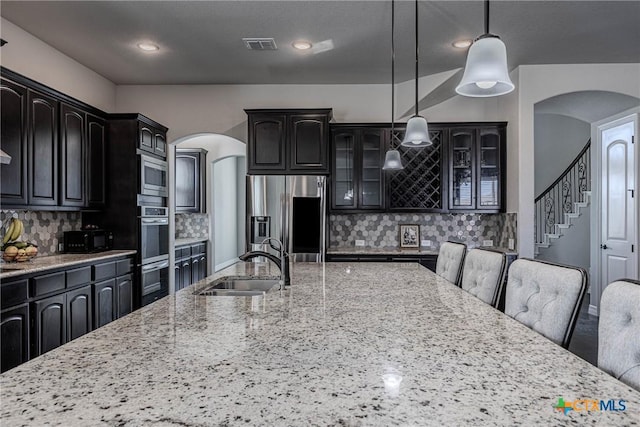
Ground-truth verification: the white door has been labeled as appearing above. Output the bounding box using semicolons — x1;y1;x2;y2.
600;117;637;294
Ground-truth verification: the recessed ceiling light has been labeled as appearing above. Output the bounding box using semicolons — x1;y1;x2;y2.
452;39;472;49
292;40;312;50
137;42;160;52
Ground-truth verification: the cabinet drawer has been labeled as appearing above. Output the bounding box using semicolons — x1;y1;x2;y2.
93;261;116;281
66;266;92;288
1;279;29;309
191;243;206;255
31;271;65;297
116;258;133;276
178;246;191;259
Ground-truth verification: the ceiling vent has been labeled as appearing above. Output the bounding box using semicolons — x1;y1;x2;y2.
243;38;277;51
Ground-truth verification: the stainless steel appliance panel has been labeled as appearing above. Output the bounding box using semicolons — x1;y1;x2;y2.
139;153;168;197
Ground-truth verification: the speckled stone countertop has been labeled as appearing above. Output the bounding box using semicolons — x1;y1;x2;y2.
2;262;638;426
0;250;137;279
175;237;208;247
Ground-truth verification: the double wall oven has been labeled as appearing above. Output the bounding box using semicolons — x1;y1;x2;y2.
139;205;170;305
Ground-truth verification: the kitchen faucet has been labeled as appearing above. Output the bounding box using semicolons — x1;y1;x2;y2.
238;237;290;287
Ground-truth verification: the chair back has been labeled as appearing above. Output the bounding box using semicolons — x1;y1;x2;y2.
505;258;587;348
598;279;640;391
460;249;507;307
435;241;467;286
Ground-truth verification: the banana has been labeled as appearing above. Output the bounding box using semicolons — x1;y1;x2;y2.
3;220;15;244
11;219;24;241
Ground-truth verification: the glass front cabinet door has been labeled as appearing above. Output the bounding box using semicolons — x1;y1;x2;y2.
450;128;475;209
331;130;357;210
478;127;502;209
359;129;384;209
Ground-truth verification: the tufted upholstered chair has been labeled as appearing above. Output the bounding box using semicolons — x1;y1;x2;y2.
460;249;507;308
598;279;640;391
435;241;467;286
504;258;587;348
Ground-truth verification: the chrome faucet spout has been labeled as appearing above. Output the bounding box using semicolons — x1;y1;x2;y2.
240;237;290;287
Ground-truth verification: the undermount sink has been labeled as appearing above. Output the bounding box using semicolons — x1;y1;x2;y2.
198;278;280;296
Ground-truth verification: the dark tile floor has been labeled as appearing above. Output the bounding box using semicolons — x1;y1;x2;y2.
568;295;599;366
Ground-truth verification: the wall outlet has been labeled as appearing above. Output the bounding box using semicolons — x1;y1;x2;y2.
482;239;493;247
508;239;515;250
58;243;64;252
421;240;431;247
355;240;365;247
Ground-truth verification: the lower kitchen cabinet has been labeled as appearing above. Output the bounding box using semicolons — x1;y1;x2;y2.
0;303;30;373
0;254;135;372
175;241;208;291
33;294;66;357
66;285;92;342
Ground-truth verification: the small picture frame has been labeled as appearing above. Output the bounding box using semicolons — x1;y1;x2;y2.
399;224;420;248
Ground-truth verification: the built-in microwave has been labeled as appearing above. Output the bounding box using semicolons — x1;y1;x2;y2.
140;153;168;197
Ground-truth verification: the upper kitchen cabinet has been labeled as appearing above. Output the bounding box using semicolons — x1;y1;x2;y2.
245;109;332;175
0;68;110;210
137;122;167;159
330;126;385;211
449;123;506;212
175;148;207;213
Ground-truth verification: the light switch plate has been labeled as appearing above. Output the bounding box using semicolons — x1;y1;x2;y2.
355;240;365;247
508;239;515;250
482;239;493;247
421;240;431;247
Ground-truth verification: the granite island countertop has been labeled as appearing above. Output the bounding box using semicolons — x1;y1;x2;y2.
1;261;638;426
0;249;137;279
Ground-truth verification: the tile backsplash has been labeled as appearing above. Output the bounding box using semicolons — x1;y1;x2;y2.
175;213;209;239
0;210;82;256
329;212;517;250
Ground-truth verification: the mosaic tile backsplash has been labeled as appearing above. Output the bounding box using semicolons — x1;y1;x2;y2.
0;210;82;256
329;213;517;250
175;213;209;239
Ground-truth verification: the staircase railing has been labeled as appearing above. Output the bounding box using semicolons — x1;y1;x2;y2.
535;140;591;245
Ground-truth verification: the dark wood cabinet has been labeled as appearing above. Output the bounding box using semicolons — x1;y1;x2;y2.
175;148;207;213
33;294;66;356
93;279;116;328
175;242;207;290
138;122;167;159
87;115;107;208
0;78;28;205
60;103;86;207
28;89;59;207
66;285;92;341
1;303;29;373
449;124;505;212
246;109;332;175
174;262;183;292
330;126;385;211
180;258;192;291
116;274;133;318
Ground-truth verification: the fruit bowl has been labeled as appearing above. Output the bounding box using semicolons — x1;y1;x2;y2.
2;243;38;263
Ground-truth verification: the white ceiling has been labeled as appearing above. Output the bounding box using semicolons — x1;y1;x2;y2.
1;1;639;85
535;91;640;123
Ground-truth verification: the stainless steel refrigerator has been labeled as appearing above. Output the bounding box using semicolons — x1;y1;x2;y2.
246;175;326;262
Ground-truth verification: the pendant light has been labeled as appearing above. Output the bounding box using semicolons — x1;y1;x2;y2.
383;0;404;170
401;0;433;148
455;0;514;97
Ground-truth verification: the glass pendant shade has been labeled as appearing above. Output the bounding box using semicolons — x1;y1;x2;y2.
382;149;403;170
401;116;433;147
455;36;514;97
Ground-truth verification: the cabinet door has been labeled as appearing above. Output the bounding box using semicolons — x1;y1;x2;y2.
138;124;154;153
181;259;192;289
60;103;86;207
331;129;357;210
248;114;286;171
154;131;167;158
191;257;200;284
450;128;475;210
359;129;384;209
1;303;29;373
28;90;58;206
289;114;328;172
87;115;107;208
477;127;503;210
174;262;182;291
175;151;200;213
33;294;66;356
0;78;28;205
93;279;116;328
199;254;207;282
66;285;92;341
116;274;133;318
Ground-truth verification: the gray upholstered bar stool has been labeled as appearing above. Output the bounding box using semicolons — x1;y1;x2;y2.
598;279;640;391
460;248;507;308
504;258;587;348
435;241;467;286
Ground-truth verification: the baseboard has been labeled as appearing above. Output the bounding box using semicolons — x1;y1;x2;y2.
215;258;239;272
588;304;599;317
